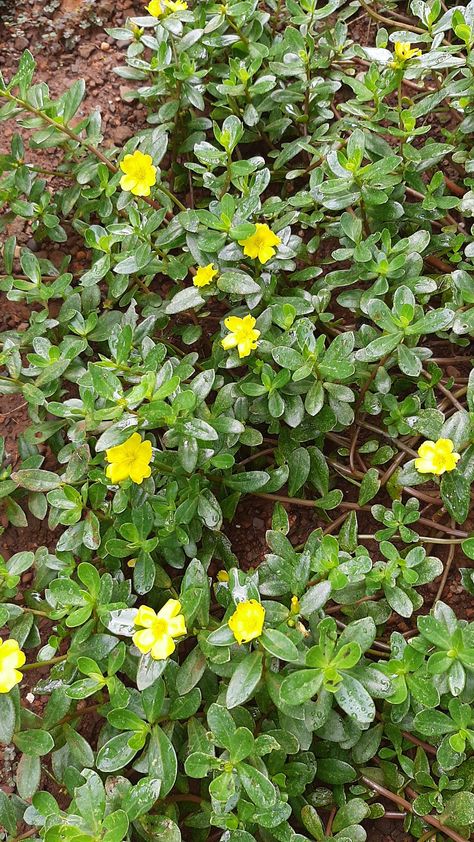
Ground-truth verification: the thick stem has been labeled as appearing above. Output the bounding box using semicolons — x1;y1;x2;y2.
22;655;67;671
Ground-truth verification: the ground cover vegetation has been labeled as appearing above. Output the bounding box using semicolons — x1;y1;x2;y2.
1;1;474;840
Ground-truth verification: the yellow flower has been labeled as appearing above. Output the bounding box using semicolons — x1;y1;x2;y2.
217;570;230;582
105;433;153;485
239;223;281;264
393;42;422;63
146;0;163;14
414;438;460;476
165;0;188;10
119;150;157;197
221;314;260;359
133;600;187;660
127;558;137;568
228;600;265;645
0;639;25;693
193;264;218;288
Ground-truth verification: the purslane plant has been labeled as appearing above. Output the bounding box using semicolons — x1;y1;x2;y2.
1;1;474;841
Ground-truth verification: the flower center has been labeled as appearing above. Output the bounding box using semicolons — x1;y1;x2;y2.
134;164;149;180
152;618;168;637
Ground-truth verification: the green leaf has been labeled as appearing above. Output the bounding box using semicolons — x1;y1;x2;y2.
0;693;16;743
413;709;455;736
316;758;357;784
226;651;264;708
334;675;375;724
238;762;278;809
96;733;139;772
279;669;323;706
358;467;380;505
207;703;235;749
137;654;167;691
135;814;180;841
11;49;36;97
407;308;454;335
11;469;62;491
147;725;177;797
0;789;17;835
16;753;41;800
228;727;255;763
440;471;470;524
225;471;270;493
287;447;310;496
260;628;300;662
176;646;207;695
299;581;332;617
20;250;41;284
333;799;370;832
217;271;260;294
75;772;106;831
443;791;474;829
14;730;54;757
166;286;204;314
122;778;161;822
63;724;95;767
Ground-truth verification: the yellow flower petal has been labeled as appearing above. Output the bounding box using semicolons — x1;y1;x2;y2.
146;0;163;14
157;598;183;620
0;639;25;693
133;628;157;654
135;605;157;627
120;174;139;192
128;462;152;485
106;461;133;484
436;439;454;455
151;635;176;660
221;333;238;350
417;441;436;459
224;316;244;332
167;614;187;637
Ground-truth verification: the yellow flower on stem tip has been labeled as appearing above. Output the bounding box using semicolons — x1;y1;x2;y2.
414;438;460;476
217;570;230;583
105;433;153;485
228;600;265;645
0;639;25;693
393;42;422;63
119;150;157;197
239;223;281;264
193;264;218;288
133;600;187;660
221;314;260;359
